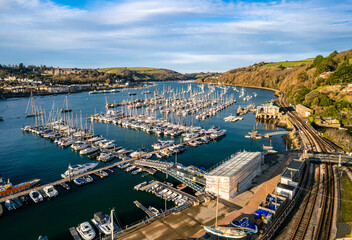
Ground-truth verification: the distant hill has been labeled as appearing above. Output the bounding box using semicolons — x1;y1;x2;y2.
98;67;217;81
197;49;352;126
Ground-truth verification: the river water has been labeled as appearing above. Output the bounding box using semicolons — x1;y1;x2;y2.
0;81;286;239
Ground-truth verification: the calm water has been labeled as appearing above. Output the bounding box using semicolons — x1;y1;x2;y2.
0;82;286;239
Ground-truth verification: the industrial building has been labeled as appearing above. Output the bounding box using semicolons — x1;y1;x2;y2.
205;151;263;200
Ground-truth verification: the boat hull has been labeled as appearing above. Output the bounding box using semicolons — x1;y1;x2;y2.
0;179;40;198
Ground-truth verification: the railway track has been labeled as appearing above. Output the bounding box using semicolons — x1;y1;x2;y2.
315;163;335;240
290;164;320;240
278;92;335;153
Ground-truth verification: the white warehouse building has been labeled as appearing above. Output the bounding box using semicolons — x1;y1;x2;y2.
205;151;263;200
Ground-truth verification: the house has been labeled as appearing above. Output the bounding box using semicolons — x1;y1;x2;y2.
296;104;311;117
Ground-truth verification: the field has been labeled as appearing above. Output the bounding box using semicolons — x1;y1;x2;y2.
339;172;352;222
98;67;171;74
264;58;314;67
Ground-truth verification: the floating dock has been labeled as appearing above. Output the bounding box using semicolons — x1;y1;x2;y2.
134;200;154;218
69;227;81;240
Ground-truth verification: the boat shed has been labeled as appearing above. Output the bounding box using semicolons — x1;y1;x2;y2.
205;151;263;200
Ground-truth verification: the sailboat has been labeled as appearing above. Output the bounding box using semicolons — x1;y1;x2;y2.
61;96;72;113
203;180;247;239
25;91;43;117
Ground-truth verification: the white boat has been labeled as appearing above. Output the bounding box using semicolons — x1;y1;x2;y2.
71;141;89;151
79;147;99;155
61;163;98;178
91;211;121;235
152;140;174;150
210;129;227;139
76;221;96;240
97;152;114;162
203;226;246;238
148;206;160;217
29;190;44;203
43;185;58;198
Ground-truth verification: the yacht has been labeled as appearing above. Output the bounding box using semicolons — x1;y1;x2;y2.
97;152;114;162
43;185;58;198
203;226;246;238
76;221;96;240
29;190;44;203
152;140;174;150
71;141;89;151
61;163;98;178
210;129;226;139
79;147;99;155
91;211;121;235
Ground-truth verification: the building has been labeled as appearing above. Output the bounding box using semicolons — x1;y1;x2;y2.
256;102;280;119
205;151;263;200
296;104;311;117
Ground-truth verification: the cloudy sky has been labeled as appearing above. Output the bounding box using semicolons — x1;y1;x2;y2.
1;0;351;73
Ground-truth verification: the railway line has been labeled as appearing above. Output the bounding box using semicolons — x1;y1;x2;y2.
278;92;335;153
290;164;320;240
315;162;335;240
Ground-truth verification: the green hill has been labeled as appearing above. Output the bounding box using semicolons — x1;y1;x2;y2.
197;49;352;128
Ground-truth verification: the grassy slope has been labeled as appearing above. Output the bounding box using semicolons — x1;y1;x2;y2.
339;172;352;222
264;58;314;67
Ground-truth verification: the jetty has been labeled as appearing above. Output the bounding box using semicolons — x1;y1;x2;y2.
0;134;209;204
134;200;154;218
69;227;81;240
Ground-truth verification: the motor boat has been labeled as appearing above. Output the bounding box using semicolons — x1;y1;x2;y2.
91;211;120;235
61;163;98;178
29;190;44;203
76;221;96;240
43;185;58;198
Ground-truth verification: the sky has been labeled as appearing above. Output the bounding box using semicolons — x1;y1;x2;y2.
0;0;352;73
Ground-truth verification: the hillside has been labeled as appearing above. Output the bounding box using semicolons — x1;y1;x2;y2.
98;67;217;81
196;49;352;126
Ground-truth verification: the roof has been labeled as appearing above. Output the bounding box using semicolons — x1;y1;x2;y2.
206;151;262;177
287;159;305;171
281;169;298;180
263;102;279;108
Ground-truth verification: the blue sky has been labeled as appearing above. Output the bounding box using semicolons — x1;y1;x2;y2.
1;0;352;73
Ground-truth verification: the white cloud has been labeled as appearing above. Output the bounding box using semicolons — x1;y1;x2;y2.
0;0;351;72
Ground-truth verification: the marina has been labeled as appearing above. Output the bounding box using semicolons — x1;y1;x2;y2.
0;81;287;239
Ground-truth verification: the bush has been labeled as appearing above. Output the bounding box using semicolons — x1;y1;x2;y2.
293;86;310;104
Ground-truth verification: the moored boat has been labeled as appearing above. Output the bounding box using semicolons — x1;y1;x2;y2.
61;163;98;179
29;190;44;203
0;175;40;198
76;221;96;240
43;185;58;198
